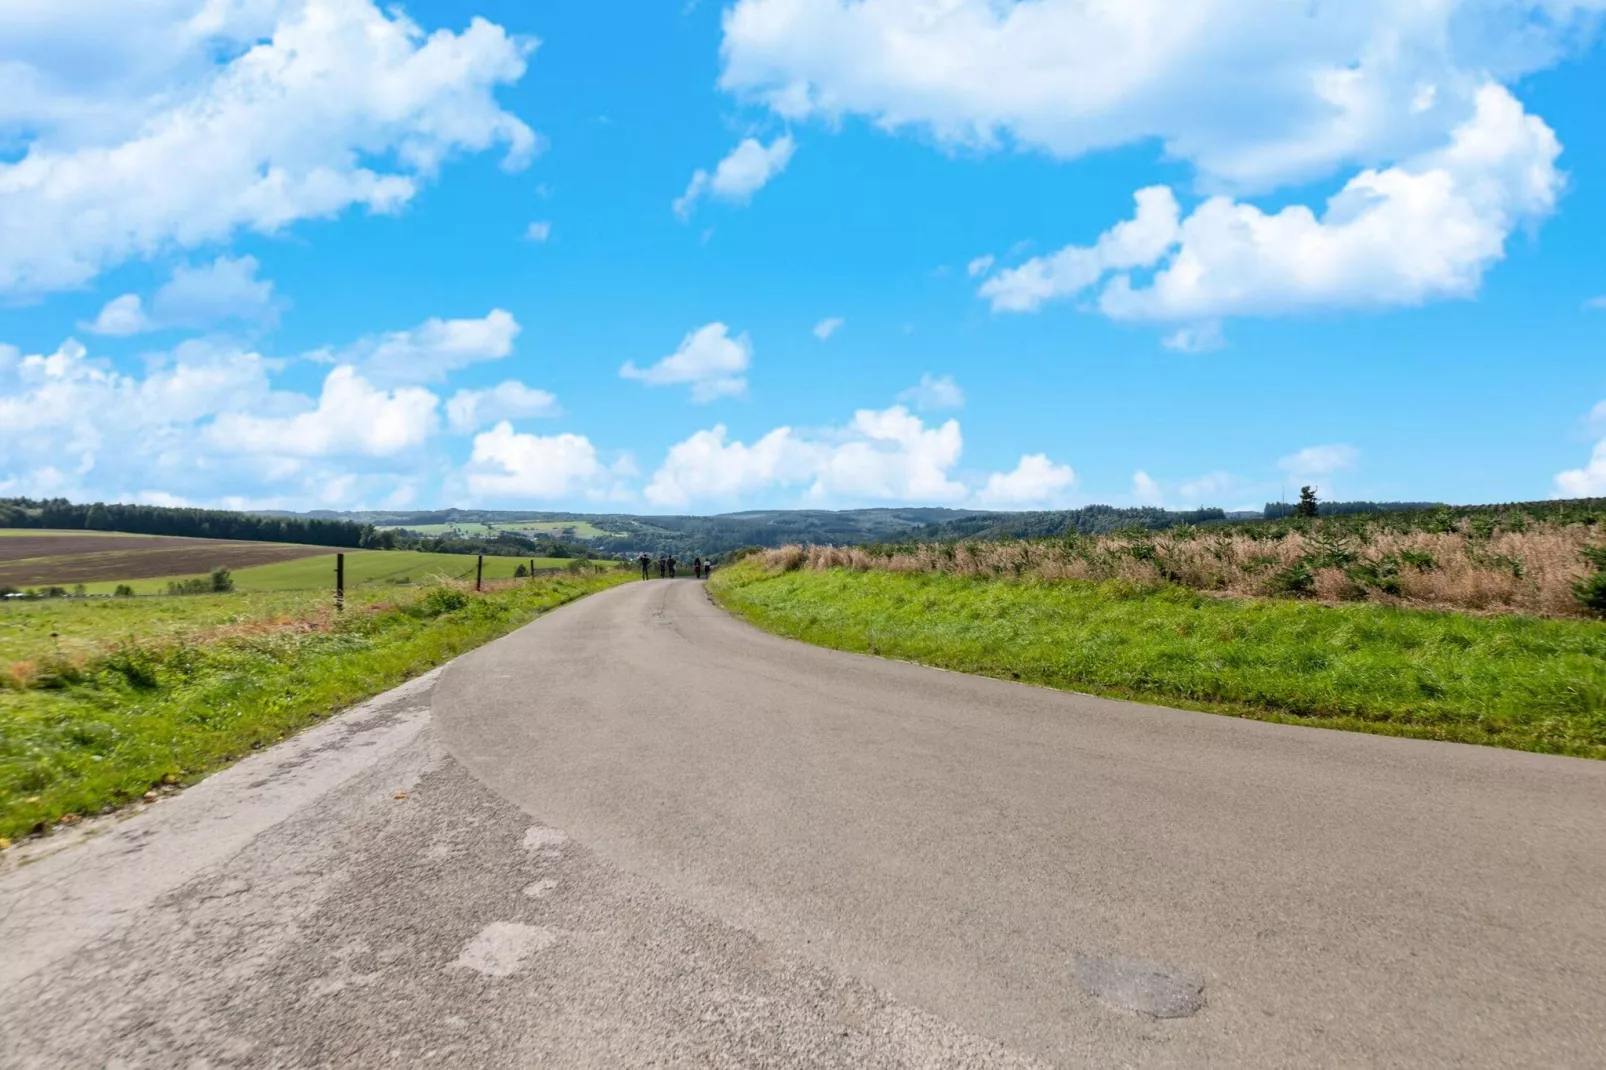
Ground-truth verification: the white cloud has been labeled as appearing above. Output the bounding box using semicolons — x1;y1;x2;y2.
208;366;438;458
978;185;1182;312
84;294;152;337
674;134;795;218
967;255;995;278
85;255;280;336
330;309;521;386
720;0;1592;191
1278;444;1360;478
812;316;845;340
0;335;276;500
621;322;751;402
645;404;967;507
977;454;1075;505
0;0;537;295
896;373;965;412
1556;440;1606;497
1585;295;1606;311
446;380;559;433
155;255;279;327
981;86;1561;321
525;220;552;242
1132;470;1164;506
1177;471;1238;504
1161;321;1226;353
463;422;607;500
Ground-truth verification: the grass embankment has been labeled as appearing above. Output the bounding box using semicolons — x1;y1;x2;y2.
811;515;1602;618
710;562;1606;758
0;571;629;841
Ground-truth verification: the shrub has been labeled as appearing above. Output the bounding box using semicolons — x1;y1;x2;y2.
113;584;135;597
410;588;470;619
1574;571;1606;616
210;567;234;593
1271;561;1316;596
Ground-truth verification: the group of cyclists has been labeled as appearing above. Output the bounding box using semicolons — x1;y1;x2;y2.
636;552;714;580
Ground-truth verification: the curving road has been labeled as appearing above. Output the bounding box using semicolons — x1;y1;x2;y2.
4;577;1605;1067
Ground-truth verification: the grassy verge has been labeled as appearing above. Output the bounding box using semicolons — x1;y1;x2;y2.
0;572;628;841
710;562;1606;758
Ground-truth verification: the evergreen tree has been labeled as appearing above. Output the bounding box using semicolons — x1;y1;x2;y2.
1296;486;1320;518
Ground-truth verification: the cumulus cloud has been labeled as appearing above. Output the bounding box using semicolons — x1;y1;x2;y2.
0;0;537;295
0;335;277;500
967;255;995;278
977;453;1075;505
980;87;1561;321
525;220;552;242
674;134;795;217
1556;441;1606;497
1278;443;1360;479
325;309;521;386
1132;470;1164;506
0;309;560;507
726;3;1579;327
896;373;965;412
1554;401;1606;496
446;380;559;433
645;404;967;507
83;294;152;337
720;0;1592;190
208;366;438;458
812;316;845;340
621;322;751;402
86;255;281;335
463;421;614;500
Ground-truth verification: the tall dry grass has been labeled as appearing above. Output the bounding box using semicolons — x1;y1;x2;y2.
758;520;1604;618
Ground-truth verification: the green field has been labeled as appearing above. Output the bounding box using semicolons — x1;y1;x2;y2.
72;550;618;595
710;563;1606;758
1;571;631;841
385;520;620;539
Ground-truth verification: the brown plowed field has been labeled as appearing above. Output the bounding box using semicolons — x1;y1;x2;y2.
0;532;338;586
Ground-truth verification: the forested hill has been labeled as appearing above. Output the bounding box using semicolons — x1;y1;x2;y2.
0;498;372;548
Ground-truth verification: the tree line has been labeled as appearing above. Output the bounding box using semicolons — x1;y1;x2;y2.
0;497;375;548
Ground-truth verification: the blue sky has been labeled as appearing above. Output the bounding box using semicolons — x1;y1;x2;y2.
2;0;1604;514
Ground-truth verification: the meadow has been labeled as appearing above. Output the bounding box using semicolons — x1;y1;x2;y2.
0;570;630;842
0;530;622;596
70;549;615;595
710;559;1606;758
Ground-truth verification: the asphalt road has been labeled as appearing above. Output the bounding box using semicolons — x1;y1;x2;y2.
4;578;1605;1067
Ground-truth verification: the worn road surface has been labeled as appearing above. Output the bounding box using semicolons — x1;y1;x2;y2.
4;579;1604;1068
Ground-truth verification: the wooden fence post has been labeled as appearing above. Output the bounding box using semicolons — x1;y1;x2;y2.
336;553;344;612
476;555;483;592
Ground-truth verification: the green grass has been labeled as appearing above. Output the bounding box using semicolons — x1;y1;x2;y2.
710;563;1606;758
71;550;619;595
0;571;630;841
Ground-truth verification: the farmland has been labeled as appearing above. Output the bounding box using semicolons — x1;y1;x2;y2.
0;532;620;595
71;550;618;596
386;519;622;539
0;531;337;589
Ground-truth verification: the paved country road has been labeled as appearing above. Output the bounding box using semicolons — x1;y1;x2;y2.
3;580;1604;1068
